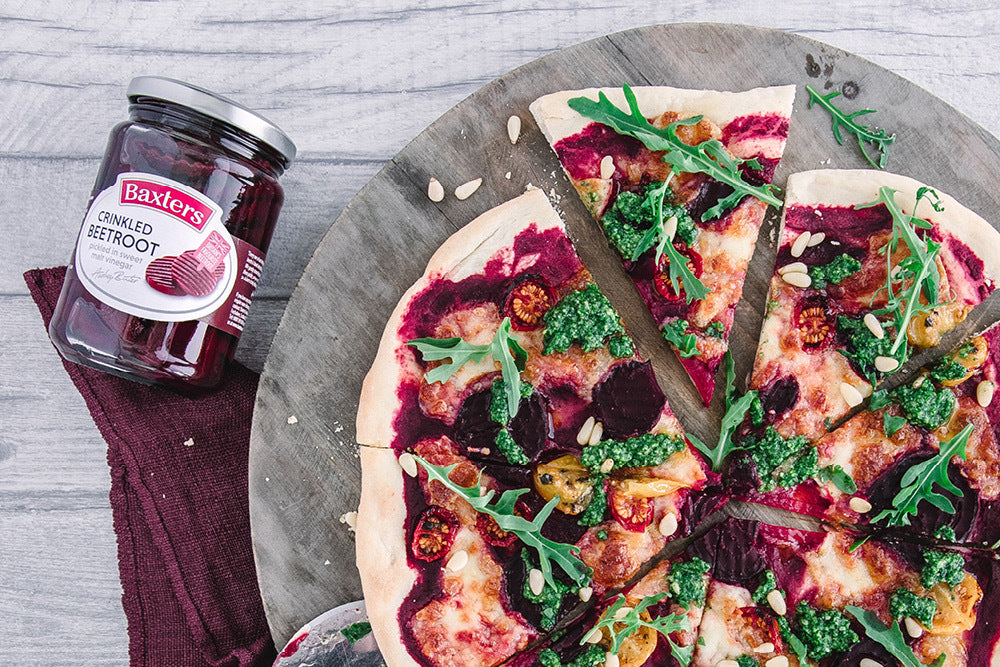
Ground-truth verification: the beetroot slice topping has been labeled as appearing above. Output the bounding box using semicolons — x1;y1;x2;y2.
592;360;666;440
411;507;459;562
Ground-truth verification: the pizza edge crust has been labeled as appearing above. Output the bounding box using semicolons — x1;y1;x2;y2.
784;169;1000;280
528;84;797;147
355;188;565;665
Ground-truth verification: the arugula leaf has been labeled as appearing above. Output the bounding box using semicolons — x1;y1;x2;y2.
628;179;709;304
857;187;946;358
818;464;858;494
568;85;781;219
408;317;527;418
414;456;591;589
662;319;700;358
869;388;892;410
806;85;896;168
871;423;973;527
582;594;691;664
688;352;756;471
883;412;908;437
845;606;938;667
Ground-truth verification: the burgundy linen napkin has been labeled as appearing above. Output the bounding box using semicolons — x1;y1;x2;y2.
25;266;276;667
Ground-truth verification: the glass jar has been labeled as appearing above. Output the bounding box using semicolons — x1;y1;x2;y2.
48;77;296;390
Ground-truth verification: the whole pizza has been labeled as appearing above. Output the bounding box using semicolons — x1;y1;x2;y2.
353;84;1000;667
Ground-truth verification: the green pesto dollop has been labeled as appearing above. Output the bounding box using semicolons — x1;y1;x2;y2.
836;315;903;384
608;333;636;358
808;253;862;289
889;587;937;627
930;358;967;383
662;319;700;358
735;656;757;667
596;529;608;541
577;474;607;527
741;427;814;492
494;429;529;466
752;570;778;604
748;394;764;427
603;187;697;259
891;380;956;431
538;645;604;667
668;557;710;608
794;602;858;660
521;549;569;630
489;378;534;424
341;621;372;644
922;526;965;588
705;320;725;338
580;433;686;474
543;284;632;356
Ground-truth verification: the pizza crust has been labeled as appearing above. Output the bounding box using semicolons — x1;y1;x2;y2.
529;84;796;148
355;188;565;448
784;169;1000;279
356;445;421;667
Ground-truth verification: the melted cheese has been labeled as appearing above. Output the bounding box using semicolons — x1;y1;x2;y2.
693;582;754;667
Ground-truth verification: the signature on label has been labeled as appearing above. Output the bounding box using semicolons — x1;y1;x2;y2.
93;268;142;285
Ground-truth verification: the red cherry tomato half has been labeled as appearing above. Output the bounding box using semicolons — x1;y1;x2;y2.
411;506;460;561
653;247;704;301
736;606;784;652
608;487;654;533
476;500;531;547
793;298;835;350
504;276;555;330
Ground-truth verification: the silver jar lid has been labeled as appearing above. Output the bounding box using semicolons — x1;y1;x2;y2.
127;76;296;163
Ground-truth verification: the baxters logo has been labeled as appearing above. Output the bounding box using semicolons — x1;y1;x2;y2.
120;178;214;230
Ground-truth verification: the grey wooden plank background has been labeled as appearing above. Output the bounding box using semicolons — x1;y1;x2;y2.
2;1;999;663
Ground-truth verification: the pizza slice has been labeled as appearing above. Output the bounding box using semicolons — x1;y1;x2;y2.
530;84;795;405
689;518;1000;667
749;169;1000;443
356;190;713;667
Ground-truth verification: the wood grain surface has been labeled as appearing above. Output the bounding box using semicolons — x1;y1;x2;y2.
250;22;1000;648
3;2;1000;663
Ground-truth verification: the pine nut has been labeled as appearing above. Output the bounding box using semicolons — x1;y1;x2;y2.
754;642;775;653
717;662;740;667
767;589;787;616
778;261;808;275
659;513;679;537
863;313;884;339
589;422;604;447
859;659;884;667
605;653;620;667
790;231;811;257
808;232;826;246
904;616;924;638
445;549;469;572
978;380;996;407
875;356;900;373
600;155;615;179
765;658;789;667
577;416;596;445
781;271;812;288
663;216;678;241
398;452;418;477
507;115;521;144
614;605;632;619
427;177;445;202
339;511;358;530
600;458;614;474
850;497;872;513
578;586;593;602
913;376;925;388
584;627;602;644
454;178;482;200
840;382;864;408
529;568;544;595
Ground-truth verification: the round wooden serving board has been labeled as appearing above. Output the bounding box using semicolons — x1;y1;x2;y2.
248;23;1000;644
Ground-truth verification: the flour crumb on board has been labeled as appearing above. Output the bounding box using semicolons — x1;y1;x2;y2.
340;511;358;532
324;559;331;566
183;437;194;447
286;415;298;425
505;171;511;179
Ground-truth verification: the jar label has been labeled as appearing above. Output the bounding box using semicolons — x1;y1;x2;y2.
74;172;257;335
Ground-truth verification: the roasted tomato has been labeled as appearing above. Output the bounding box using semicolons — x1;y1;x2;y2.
608;486;653;532
504;276;555;330
927;573;982;635
605;613;658;667
653;247;703;301
736;606;783;652
534;455;593;515
794;299;834;349
411;507;459;561
476;501;530;547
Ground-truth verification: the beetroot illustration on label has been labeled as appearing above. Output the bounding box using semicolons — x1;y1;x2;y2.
75;172;242;323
